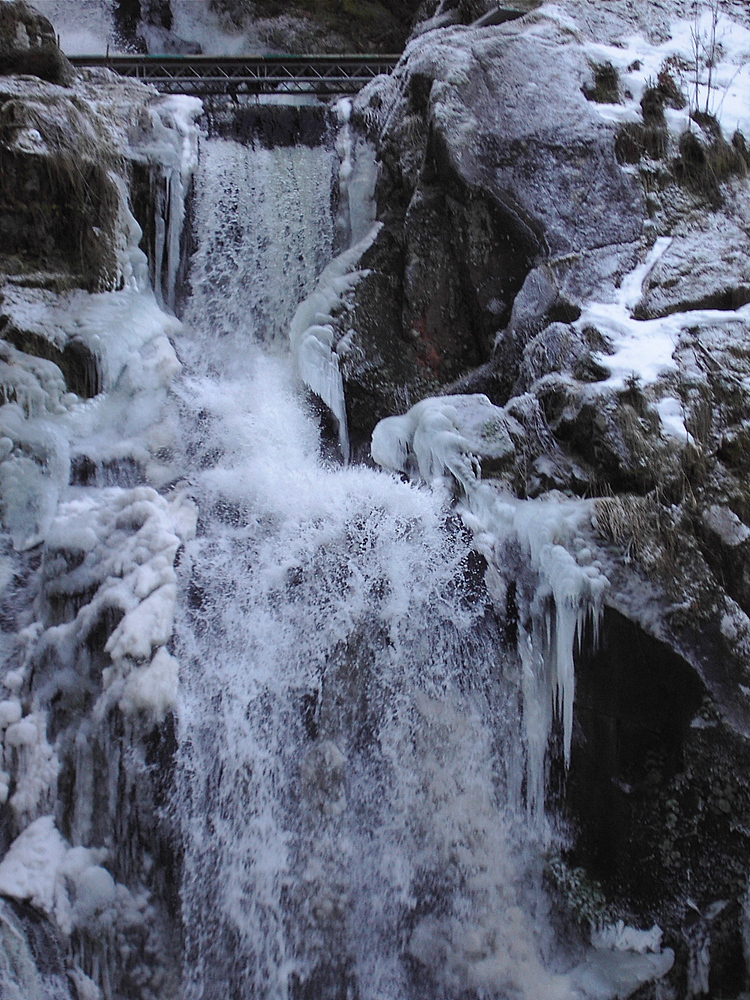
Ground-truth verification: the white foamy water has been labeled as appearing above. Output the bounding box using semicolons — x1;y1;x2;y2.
172;126;673;1000
183;138;336;346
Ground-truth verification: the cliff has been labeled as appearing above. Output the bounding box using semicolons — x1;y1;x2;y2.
1;0;750;997
345;2;750;993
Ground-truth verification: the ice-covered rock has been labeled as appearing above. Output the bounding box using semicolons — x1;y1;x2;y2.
37;486;195;712
372;392;519;489
0;44;201;999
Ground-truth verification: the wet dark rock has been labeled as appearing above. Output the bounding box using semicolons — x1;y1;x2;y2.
209;0;425;53
2;323;101;398
567;608;750;999
342;145;543;448
0;75;134;291
204;103;331;149
0;143;120;292
69;454;146;487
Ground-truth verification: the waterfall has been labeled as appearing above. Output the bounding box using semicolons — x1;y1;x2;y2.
171;113;672;1000
183;137;336;344
172;130;544;1000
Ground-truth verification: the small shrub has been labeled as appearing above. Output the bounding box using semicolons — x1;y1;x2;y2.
675;117;747;204
615;122;667;164
593;492;658;559
641;72;686;125
732;130;750;168
657;68;687;110
583;62;620;104
641;84;666;125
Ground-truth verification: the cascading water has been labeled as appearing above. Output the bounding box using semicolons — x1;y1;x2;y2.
171;123;560;1000
169;109;674;1000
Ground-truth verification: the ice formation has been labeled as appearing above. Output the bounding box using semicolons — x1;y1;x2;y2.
0;16;679;998
37;486;196;721
372;393;607;812
289;222;381;461
0;64;201;998
0;811;147;961
131;96;203;311
286;103;381;461
334;98;378;247
0;87;201;550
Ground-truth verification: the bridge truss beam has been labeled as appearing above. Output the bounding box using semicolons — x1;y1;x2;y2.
69;54;401;97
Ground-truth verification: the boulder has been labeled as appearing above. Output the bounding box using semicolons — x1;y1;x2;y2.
347;6;646;433
635;218;750;319
0;1;73;87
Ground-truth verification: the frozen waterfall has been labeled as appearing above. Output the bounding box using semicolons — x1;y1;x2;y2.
170;113;672;1000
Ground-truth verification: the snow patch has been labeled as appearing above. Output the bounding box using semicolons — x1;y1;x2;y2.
576;8;750;141
656;396;692;444
0;816;67;917
577;238;750;399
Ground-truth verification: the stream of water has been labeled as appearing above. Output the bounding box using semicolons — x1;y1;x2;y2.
170;128;570;1000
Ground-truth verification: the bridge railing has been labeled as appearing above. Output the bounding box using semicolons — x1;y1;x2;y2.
68;53;401;96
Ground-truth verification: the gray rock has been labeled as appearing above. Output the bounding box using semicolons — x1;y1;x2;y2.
0;1;73;87
393;15;645;258
702;505;750;550
636;219;750;318
699;506;750;619
518;321;607;388
348;7;646;427
503;265;560;343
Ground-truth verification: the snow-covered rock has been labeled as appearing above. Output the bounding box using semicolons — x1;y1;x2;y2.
636;216;750;318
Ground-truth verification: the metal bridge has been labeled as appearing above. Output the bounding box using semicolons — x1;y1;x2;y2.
68;53;401;97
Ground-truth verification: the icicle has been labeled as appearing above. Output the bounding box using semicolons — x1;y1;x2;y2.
371;396;608;809
289;223;381;462
153;173;167;307
519;620;552;824
134;95;202;310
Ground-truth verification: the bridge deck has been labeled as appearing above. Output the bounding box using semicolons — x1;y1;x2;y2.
68;53;401;96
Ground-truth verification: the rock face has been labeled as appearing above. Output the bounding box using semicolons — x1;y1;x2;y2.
348;0;750;993
0;1;73;86
0;76;124;292
344;6;644;450
207;0;426;53
636;216;750;318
